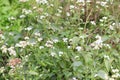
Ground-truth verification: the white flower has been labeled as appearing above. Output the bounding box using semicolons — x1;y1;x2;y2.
112;73;120;78
100;2;107;7
24;36;29;40
95;35;102;39
8;16;16;20
0;67;5;73
15;41;28;48
55;13;61;17
112;69;119;73
90;21;96;25
100;19;104;22
102;16;107;20
59;51;63;56
90;35;103;49
45;40;53;48
19;0;28;2
103;44;111;48
104;55;110;60
34;32;41;37
8;46;16;56
63;38;68;42
76;0;91;3
66;12;70;16
72;77;78;80
67;46;71;49
51;52;56;57
22;9;32;15
39;46;44;49
1;45;7;53
109;78;115;80
109;25;114;30
76;46;82;51
57;9;62;13
37;38;43;42
20;15;26;18
25;26;33;31
50;4;54;7
70;5;75;9
9;32;14;36
0;34;5;39
52;39;59;43
36;0;48;5
27;41;36;46
40;15;45;19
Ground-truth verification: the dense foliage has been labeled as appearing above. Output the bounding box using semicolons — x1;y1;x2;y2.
0;0;120;80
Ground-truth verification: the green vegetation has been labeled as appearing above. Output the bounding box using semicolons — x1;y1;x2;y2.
0;0;120;80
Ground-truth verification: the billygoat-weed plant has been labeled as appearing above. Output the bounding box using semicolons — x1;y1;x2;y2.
0;0;120;80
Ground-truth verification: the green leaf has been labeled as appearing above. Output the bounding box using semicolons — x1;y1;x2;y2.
104;59;110;72
97;70;108;80
72;61;82;67
28;70;38;75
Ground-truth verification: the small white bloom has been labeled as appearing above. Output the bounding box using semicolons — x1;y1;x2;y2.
9;32;14;36
100;2;107;7
24;36;29;40
27;41;36;46
1;45;7;53
94;74;98;77
34;32;41;37
40;15;45;19
15;41;28;48
55;13;61;17
8;16;16;20
19;0;28;2
63;38;68;42
45;40;53;48
25;26;33;31
57;9;62;13
59;51;63;56
109;25;114;30
112;69;119;73
70;5;75;9
100;19;104;22
39;46;44;49
102;16;107;20
112;73;120;78
109;78;115;80
33;6;37;9
0;34;5;39
66;12;70;16
104;55;110;60
50;4;54;7
37;38;43;42
36;0;48;5
8;46;16;56
0;67;5;73
90;21;96;25
53;39;59;43
20;15;26;18
67;46;71;49
103;44;111;48
76;0;91;3
90;35;103;49
51;52;56;57
72;77;78;80
76;46;82;51
22;9;32;15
